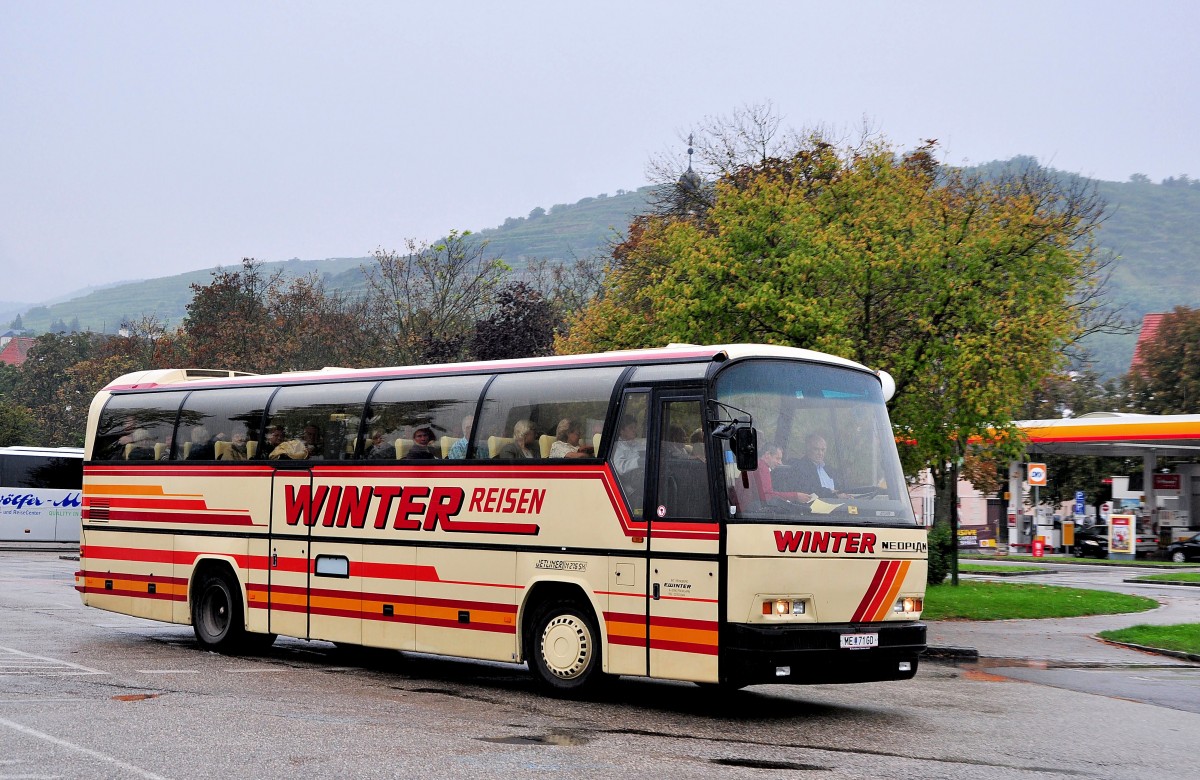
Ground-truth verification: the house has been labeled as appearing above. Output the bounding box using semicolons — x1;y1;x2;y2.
0;331;35;366
1130;313;1165;373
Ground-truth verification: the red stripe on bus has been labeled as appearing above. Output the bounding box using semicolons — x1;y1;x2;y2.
86;497;220;511
851;561;899;623
91;508;256;526
850;561;892;622
78;570;187;586
260;601;517;634
648;638;719;655
608;634;648;649
649;615;718;631
86;466;274;476
79;586;185;602
81;545;190;565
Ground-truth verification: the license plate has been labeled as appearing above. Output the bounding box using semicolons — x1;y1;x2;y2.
840;632;879;649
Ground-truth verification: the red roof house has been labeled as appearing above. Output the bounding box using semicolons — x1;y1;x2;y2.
0;335;35;366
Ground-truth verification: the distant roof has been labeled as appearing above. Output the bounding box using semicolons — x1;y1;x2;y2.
1130;313;1165;372
0;336;34;366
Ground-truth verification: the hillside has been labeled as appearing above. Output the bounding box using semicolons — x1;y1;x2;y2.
8;167;1199;379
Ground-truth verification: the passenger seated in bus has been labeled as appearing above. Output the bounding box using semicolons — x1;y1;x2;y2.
223;432;249;461
447;414;479;459
267;426;309;460
404;426;440;459
494;419;538;459
792;434;846;498
301;424;323;458
611;417;645;474
754;444;812;504
365;429;396;459
448;415;470;458
689;428;706;462
662;424;690;459
125;429;156;460
186;426;216;460
550;418;593;459
259;426;285;458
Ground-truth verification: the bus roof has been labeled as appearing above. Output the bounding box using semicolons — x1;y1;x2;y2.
0;446;85;458
100;344;875;393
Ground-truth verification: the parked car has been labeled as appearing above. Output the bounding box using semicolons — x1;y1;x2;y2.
1074;524;1109;558
1165;532;1200;563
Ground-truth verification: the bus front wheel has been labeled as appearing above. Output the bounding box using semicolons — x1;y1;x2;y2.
530;601;602;695
192;569;247;653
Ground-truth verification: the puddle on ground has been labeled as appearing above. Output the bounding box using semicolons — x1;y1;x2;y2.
711;758;825;771
479;732;591;747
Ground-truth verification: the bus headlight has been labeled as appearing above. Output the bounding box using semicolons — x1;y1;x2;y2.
763;598;806;616
893;597;923;614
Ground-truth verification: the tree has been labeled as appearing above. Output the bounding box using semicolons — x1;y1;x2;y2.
471;282;557;361
1125;306;1200;414
0;401;37;446
182;259;276;373
265;274;377;371
362;232;507;365
561;129;1116;529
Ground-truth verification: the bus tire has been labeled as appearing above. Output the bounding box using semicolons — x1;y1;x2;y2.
530;600;602;695
192;568;247;653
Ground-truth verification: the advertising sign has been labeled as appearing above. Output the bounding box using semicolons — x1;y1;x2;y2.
1109;513;1135;556
1153;473;1181;496
1027;463;1047;486
0;488;81;542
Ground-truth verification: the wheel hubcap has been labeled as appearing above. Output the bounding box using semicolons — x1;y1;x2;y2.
541;615;591;680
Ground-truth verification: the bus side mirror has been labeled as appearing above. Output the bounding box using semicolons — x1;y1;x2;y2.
733;426;758;472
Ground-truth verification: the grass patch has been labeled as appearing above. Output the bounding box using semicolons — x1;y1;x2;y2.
1098;624;1200;656
961;554;1188;568
1131;572;1200;584
958;563;1041;575
924;580;1157;621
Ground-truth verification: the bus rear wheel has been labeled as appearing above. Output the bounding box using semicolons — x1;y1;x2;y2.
192;569;247;653
530;601;602;695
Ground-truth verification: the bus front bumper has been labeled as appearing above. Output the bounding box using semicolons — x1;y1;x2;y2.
721;621;927;686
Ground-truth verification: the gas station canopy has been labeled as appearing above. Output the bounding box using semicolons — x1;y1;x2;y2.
1016;412;1200;458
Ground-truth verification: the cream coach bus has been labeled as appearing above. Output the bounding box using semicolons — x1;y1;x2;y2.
77;344;927;693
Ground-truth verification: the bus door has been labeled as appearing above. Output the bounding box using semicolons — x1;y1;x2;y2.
268;467;314;640
646;393;721;683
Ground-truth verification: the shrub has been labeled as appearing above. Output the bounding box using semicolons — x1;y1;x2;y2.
927;522;954;585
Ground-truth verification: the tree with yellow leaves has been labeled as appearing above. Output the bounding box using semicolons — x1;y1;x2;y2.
560;132;1116;524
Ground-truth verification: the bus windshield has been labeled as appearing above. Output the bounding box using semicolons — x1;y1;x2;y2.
713;359;916;526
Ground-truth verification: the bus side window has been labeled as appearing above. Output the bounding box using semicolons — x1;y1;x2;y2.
610;391;649;520
656;399;711;520
93;392;187;461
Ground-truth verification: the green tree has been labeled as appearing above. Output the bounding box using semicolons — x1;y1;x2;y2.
1124;306;1200;413
561;131;1114;527
0;400;37;446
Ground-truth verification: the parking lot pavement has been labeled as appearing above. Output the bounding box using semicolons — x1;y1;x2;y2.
928;560;1200;667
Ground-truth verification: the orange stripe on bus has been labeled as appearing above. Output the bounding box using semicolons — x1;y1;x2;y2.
868;561;911;622
85;484;173;496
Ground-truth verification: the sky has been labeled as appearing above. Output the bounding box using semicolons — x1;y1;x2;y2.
2;1;1197;306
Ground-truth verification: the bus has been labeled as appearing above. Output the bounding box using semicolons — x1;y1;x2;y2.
0;446;83;543
77;344;926;692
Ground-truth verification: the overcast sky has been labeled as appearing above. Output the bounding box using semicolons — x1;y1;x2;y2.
2;1;1196;305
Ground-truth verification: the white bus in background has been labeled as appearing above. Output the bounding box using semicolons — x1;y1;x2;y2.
0;446;84;543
